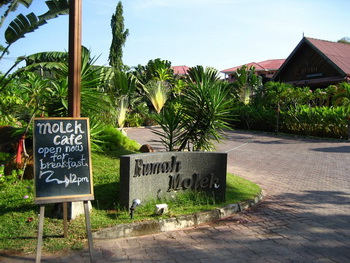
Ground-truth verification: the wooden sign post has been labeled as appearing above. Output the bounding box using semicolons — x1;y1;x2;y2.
35;0;94;262
67;0;83;243
68;0;82;118
34;118;94;262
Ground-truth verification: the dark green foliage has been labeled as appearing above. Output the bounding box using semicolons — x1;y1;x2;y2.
109;1;129;70
231;79;350;139
231;104;276;131
152;103;185;151
280;106;349;138
231;65;262;105
153;66;234;151
179;70;234;150
337;37;350;44
131;58;174;85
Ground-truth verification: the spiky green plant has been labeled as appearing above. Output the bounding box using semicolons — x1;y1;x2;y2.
144;80;170;113
177;66;234;151
152;103;185;151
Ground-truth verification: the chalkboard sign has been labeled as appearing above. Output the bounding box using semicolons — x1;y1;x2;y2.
33;118;94;204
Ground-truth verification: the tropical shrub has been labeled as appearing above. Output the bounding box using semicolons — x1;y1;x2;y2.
153;66;234;151
231;103;276;131
152;103;185;151
94;124;140;152
229;77;350;139
0;86;24;125
281;105;348;138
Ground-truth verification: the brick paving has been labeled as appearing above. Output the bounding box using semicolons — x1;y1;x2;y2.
1;128;350;262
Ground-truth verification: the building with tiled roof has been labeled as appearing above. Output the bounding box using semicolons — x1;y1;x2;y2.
273;37;350;88
221;59;285;83
172;65;191;76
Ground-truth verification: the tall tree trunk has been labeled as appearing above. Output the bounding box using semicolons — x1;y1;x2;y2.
276;104;280;133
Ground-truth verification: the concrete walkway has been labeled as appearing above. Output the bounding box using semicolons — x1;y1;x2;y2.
1;128;350;262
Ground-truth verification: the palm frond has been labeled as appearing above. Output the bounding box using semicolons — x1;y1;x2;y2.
39;0;69;21
4;0;68;45
0;0;33;27
5;12;46;44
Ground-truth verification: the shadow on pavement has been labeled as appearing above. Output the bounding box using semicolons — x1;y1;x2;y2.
311;145;350;153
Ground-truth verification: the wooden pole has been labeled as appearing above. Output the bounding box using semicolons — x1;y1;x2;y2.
65;0;82;240
67;3;94;262
84;201;95;262
36;205;45;263
68;0;82;118
63;202;68;238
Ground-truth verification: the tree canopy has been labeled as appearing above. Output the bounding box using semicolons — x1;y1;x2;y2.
109;1;129;70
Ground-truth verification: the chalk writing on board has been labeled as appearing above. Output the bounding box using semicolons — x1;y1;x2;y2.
39;170;89;187
34;118;93;203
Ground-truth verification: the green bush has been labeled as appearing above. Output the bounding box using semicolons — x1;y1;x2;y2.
281;106;348;138
96;125;141;152
230;104;276;131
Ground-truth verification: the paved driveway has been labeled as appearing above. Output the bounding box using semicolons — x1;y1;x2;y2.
119;128;350;262
2;128;350;262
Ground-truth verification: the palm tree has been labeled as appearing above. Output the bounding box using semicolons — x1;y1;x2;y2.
179;66;234;151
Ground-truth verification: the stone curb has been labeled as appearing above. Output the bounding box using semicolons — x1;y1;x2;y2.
92;191;264;239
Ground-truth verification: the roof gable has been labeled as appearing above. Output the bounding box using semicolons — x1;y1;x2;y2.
306;37;350;75
273;37;350;84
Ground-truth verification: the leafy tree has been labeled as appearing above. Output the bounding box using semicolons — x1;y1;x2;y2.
131;58;173;83
337;37;350;44
0;48;107;125
109;1;129;70
332;82;350;106
130;64;148;85
144;58;173;82
129;58;175;126
0;78;24;125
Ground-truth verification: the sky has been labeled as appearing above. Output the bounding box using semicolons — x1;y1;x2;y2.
1;0;349;74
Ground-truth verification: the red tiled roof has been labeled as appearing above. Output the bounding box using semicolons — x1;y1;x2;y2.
172;65;191;75
305;37;350;75
221;59;285;74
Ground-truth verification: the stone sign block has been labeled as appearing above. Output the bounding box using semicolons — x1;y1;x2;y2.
120;152;227;208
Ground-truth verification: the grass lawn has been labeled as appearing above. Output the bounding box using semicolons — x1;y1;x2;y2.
0;148;261;253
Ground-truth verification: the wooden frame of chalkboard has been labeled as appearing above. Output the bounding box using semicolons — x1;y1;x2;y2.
33;118;94;204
